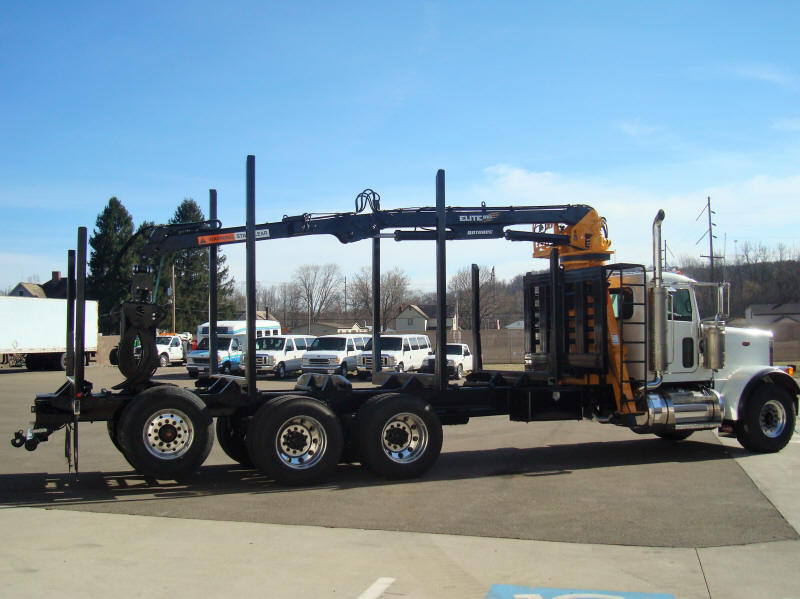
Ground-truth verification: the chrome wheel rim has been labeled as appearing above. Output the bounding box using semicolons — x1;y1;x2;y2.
143;409;194;459
760;399;787;438
381;412;428;464
275;415;326;470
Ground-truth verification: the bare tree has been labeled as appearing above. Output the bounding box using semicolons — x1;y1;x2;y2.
294;264;343;331
350;266;410;331
256;283;279;316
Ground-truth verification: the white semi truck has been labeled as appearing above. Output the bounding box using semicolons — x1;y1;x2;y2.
0;296;98;370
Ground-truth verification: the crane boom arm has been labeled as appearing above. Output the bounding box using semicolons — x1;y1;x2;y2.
139;202;602;260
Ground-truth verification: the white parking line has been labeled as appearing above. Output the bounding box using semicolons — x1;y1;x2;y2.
357;577;396;599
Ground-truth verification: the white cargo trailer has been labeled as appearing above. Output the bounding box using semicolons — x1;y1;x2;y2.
0;296;98;370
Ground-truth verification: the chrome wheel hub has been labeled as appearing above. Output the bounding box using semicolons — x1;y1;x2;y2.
381;412;428;464
275;416;326;470
143;409;194;459
759;399;787;438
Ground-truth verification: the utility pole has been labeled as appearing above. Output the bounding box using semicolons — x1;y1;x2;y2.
696;195;722;281
171;263;176;332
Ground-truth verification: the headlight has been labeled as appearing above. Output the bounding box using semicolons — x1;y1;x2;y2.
330;357;340;364
447;359;454;366
385;355;396;365
241;356;247;365
265;355;275;365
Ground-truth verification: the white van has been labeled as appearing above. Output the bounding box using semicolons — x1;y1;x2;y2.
187;319;281;377
356;334;432;376
301;334;370;375
240;335;316;379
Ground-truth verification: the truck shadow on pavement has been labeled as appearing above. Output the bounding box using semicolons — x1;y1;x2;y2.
0;437;734;508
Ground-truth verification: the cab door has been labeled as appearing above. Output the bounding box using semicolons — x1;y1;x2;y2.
285;338;300;371
667;287;698;375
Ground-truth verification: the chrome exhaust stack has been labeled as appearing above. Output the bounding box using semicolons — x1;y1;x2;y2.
650;210;667;381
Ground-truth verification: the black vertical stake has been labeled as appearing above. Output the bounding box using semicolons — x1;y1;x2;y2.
66;250;76;376
371;236;382;376
435;170;447;392
74;226;87;476
75;228;87;390
471;264;483;372
245;156;257;400
209;189;218;374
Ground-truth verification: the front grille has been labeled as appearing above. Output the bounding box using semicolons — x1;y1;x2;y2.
191;358;209;365
309;358;330;365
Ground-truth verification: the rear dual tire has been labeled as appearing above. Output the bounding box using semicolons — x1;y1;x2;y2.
355;393;443;479
117;385;214;480
247;396;343;484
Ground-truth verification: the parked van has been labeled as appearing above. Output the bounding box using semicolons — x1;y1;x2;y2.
187;319;281;378
356;334;432;376
301;334;370;375
240;335;316;379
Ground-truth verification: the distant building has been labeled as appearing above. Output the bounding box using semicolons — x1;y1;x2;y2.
288;321;369;336
745;303;800;325
9;272;67;299
395;304;457;331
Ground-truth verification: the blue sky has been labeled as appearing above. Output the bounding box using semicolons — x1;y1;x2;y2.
2;2;799;292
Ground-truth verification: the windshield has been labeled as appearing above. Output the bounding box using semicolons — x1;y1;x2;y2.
255;337;286;351
155;336;173;345
363;337;402;351
195;337;233;351
309;337;345;351
445;344;463;355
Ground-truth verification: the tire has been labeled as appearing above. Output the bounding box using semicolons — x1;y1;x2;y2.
117;385;214;480
396;362;405;373
159;353;169;368
247;395;343;484
107;418;125;454
338;363;348;376
58;352;68;371
355;393;443;479
735;384;796;452
275;362;286;380
455;364;463;380
216;415;254;467
654;430;694;441
221;362;231;374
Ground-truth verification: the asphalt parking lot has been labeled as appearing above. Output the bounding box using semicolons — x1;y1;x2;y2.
2;364;799;598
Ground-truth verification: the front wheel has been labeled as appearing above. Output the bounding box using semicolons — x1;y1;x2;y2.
275;362;286;380
159;353;169;368
247;396;343;484
118;385;214;479
355;393;443;479
455;364;463;380
221;362;231;374
736;384;796;452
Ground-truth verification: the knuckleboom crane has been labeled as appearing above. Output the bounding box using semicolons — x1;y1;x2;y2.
118;184;616;393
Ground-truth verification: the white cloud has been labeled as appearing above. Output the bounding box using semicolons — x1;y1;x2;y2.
726;62;796;87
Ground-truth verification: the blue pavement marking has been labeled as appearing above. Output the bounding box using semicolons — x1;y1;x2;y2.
486;585;674;599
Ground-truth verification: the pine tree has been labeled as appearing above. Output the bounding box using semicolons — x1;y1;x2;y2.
87;197;135;334
168;198;235;332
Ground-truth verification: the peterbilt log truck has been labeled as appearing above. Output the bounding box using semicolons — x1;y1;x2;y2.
11;157;797;484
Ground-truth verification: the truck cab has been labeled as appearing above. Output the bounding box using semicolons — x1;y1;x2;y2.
154;332;191;368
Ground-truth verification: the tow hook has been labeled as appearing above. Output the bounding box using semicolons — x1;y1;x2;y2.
11;430;25;448
11;429;40;451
